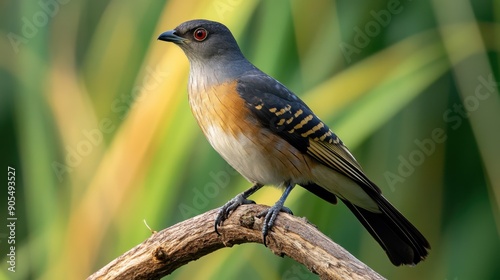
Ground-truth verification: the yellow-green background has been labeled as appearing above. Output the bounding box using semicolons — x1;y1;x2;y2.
1;0;499;279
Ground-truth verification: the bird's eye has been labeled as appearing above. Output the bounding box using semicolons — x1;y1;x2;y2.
193;28;208;41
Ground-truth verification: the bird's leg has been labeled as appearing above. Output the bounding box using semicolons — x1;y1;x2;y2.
257;183;294;245
215;183;263;235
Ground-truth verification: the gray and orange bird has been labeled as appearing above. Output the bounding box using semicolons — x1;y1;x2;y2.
158;19;430;266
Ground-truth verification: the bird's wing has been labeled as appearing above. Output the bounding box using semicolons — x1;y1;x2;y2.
236;73;381;195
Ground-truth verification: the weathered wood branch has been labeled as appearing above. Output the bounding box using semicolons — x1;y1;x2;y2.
87;204;385;280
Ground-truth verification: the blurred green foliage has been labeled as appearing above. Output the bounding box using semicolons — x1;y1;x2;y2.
1;0;499;279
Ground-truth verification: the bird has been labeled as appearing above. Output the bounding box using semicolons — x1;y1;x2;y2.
158;19;430;266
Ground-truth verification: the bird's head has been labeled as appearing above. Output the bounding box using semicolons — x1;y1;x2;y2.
158;19;245;63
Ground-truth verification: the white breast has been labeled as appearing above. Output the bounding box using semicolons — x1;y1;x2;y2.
204;124;287;186
188;80;312;187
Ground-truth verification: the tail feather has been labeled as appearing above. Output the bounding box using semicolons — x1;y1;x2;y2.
340;196;430;266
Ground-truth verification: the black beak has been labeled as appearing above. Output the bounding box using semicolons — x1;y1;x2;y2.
157;30;185;43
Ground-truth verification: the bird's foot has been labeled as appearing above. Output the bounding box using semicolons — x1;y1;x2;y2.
256;203;293;245
215;194;255;234
215;183;263;235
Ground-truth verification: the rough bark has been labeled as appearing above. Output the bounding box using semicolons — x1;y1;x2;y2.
88;204;385;280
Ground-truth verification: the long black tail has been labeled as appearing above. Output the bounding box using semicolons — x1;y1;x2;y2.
340;196;430;266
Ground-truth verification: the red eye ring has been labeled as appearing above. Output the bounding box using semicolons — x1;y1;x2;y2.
193;28;208;41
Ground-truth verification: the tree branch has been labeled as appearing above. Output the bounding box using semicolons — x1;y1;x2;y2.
87;204;385;280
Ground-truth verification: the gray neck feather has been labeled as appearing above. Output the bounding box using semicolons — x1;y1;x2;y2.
188;54;257;93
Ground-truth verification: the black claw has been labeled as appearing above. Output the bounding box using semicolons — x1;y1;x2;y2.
281;206;293;215
215;196;255;235
214;184;263;235
256;183;295;245
257;204;294;245
214;183;295;244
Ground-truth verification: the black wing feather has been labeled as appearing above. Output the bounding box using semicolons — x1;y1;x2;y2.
236;73;379;194
238;73;430;265
237;74;319;153
236;72;430;265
